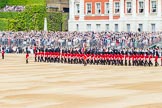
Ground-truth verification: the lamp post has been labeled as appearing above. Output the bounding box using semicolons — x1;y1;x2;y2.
60;22;63;31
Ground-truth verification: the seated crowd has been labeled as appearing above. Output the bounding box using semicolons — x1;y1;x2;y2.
0;5;25;12
0;31;161;52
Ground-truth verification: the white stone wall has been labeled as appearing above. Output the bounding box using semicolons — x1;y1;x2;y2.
68;0;162;32
69;18;162;32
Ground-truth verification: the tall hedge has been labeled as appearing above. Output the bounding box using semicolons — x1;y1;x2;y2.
9;5;46;31
0;0;7;8
47;12;63;31
0;18;8;31
0;12;18;19
7;0;46;6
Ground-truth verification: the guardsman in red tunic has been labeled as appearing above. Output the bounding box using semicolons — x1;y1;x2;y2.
34;50;37;62
125;53;128;66
148;54;153;66
132;54;135;66
161;55;162;66
128;54;131;66
37;50;40;62
144;53;149;66
83;54;87;66
34;45;37;54
155;55;159;67
2;47;5;59
26;52;29;64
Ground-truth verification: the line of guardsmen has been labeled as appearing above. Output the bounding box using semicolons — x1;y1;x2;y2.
34;48;161;67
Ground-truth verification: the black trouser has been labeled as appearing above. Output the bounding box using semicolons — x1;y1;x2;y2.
35;56;37;62
2;55;4;59
37;56;40;62
40;57;44;62
121;60;123;66
155;61;159;66
148;60;153;66
132;60;135;66
45;57;47;62
61;58;64;63
125;60;127;66
83;59;87;66
144;60;149;66
26;59;28;64
129;60;131;66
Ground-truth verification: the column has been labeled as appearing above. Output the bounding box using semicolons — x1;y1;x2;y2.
69;0;75;20
79;0;84;20
157;0;162;17
132;0;137;17
109;0;113;21
145;0;149;17
109;0;113;31
120;0;124;18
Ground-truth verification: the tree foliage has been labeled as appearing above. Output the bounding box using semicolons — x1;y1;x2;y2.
0;0;7;8
9;5;46;31
7;0;45;6
47;12;63;31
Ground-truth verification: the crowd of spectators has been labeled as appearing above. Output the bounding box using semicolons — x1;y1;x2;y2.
0;31;162;54
0;5;25;12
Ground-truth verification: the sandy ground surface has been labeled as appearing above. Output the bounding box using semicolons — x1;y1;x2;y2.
0;54;162;108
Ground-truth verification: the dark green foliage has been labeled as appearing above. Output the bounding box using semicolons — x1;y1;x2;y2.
0;0;67;31
0;18;8;31
0;0;7;8
8;5;46;31
0;12;18;19
7;0;45;6
47;12;63;31
62;13;68;31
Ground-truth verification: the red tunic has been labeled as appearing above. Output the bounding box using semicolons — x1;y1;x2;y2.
2;50;4;56
155;56;158;62
26;54;29;59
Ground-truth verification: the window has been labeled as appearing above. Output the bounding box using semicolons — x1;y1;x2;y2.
115;24;118;32
96;24;101;31
127;2;132;13
75;4;80;15
87;24;91;31
151;1;157;13
86;3;92;14
138;24;143;32
105;3;109;14
95;3;101;14
114;2;120;14
151;24;155;32
139;1;144;13
127;24;131;32
105;24;109;31
76;24;79;31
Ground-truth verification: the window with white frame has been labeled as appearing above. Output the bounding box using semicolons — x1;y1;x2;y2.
138;24;143;32
105;24;109;31
127;2;132;13
151;24;156;32
75;4;80;15
151;1;157;13
86;3;92;14
139;1;144;13
96;24;101;31
87;24;91;31
76;24;79;31
115;24;119;32
105;3;109;14
127;24;131;32
114;2;120;14
95;3;101;14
